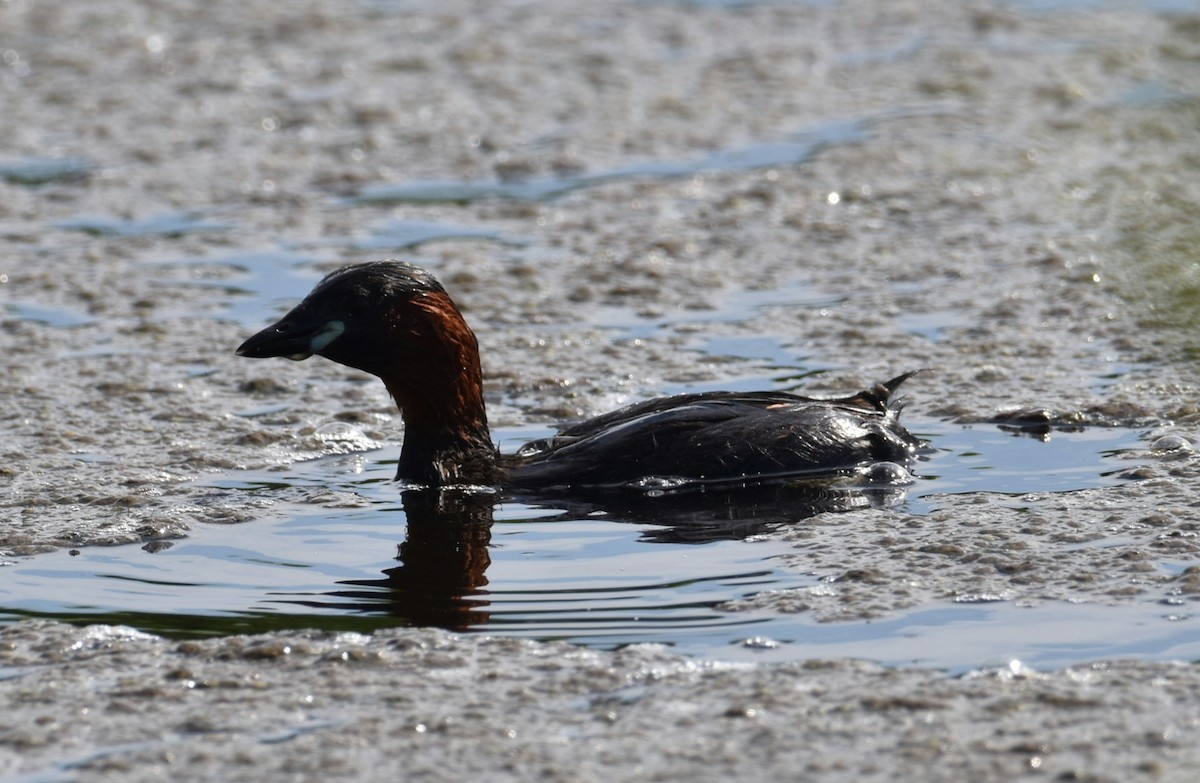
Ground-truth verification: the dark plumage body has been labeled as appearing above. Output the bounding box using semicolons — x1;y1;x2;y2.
237;260;922;490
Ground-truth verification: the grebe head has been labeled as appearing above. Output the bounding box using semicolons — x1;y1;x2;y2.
236;260;452;378
238;260;496;485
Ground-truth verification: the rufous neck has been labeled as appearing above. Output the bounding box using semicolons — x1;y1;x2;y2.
381;295;498;486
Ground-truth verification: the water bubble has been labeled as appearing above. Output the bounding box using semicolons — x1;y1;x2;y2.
861;461;913;486
741;636;781;650
313;421;369;443
631;475;689;493
1150;434;1191;453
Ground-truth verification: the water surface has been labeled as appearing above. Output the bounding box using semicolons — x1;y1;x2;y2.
0;420;1157;671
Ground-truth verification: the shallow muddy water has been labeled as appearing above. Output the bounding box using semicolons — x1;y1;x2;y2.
0;418;1157;671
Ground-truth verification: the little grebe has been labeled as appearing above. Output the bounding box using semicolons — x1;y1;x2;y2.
237;260;922;489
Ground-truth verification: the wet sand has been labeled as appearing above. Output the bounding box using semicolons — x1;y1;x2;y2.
3;0;1200;779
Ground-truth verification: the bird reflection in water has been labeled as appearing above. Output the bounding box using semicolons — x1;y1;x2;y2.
283;476;909;632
